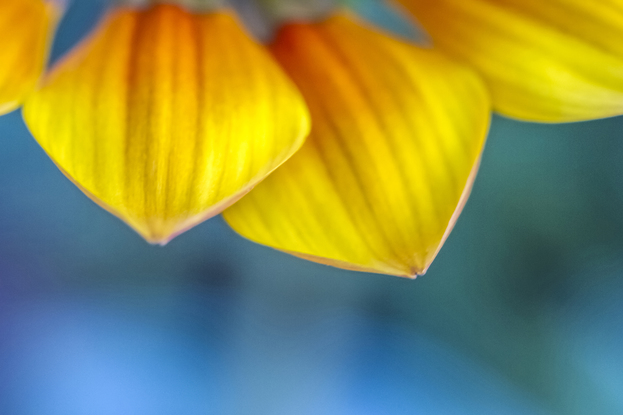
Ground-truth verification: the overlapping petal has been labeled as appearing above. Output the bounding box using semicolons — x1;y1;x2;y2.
397;0;623;122
0;0;60;115
224;14;490;278
22;4;310;244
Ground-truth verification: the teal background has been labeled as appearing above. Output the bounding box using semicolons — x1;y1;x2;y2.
1;1;623;414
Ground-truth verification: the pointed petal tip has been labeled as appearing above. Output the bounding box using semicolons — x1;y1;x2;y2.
134;225;175;246
143;235;171;247
400;269;421;280
283;249;425;279
125;214;207;246
140;232;174;247
131;217;205;246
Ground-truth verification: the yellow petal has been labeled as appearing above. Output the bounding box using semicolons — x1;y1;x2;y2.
223;14;490;278
396;0;623;122
22;4;310;244
0;0;60;115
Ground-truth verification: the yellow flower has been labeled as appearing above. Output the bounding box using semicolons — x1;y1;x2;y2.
2;0;623;277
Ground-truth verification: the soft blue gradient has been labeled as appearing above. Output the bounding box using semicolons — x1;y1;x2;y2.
2;1;623;414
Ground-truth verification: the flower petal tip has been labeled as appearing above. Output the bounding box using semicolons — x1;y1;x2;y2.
284;249;424;279
131;220;187;247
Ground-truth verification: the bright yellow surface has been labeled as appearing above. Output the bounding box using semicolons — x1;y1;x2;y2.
224;14;490;278
0;0;59;115
23;4;310;244
398;0;623;122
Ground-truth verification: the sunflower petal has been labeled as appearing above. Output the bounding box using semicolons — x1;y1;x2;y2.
0;0;60;115
22;4;310;244
397;0;623;122
223;14;490;278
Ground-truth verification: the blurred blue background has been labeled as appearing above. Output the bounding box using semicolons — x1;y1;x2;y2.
2;1;623;414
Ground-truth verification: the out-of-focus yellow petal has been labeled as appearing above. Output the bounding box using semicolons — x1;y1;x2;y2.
0;0;60;115
23;4;310;244
397;0;623;122
223;14;490;278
